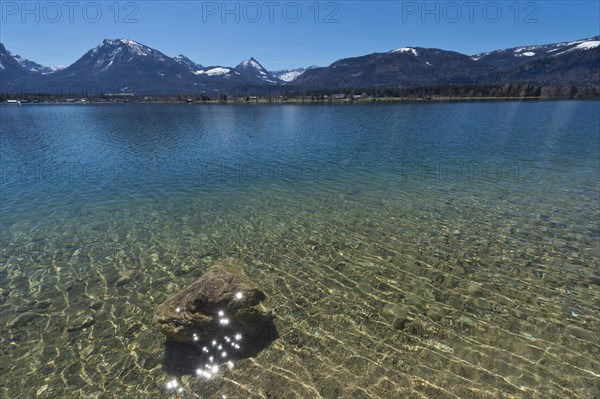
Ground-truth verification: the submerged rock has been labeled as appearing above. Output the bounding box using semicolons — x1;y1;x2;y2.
8;311;43;328
382;304;410;330
35;300;52;311
67;315;95;332
153;259;272;343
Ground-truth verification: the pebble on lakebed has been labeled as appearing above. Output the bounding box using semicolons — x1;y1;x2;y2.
153;258;273;343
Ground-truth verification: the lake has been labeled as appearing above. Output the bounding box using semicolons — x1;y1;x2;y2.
1;101;599;398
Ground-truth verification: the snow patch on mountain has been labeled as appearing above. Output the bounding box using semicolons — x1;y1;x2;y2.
515;52;536;57
271;65;318;82
106;39;152;57
574;40;600;50
195;67;230;76
392;48;418;56
275;70;304;82
553;40;600;57
100;60;114;72
514;46;538;53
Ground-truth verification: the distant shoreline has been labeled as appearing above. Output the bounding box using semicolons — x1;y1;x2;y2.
3;96;598;106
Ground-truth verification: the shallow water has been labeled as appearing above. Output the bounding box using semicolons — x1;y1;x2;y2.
1;101;599;398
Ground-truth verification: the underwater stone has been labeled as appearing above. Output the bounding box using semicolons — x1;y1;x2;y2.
510;308;524;319
35;300;52;311
404;296;425;308
382;304;410;330
62;280;76;292
115;270;139;287
466;282;484;295
8;311;43;328
472;298;493;311
67;316;95;331
566;325;595;341
426;308;443;322
153;259;272;343
585;274;600;286
458;315;474;328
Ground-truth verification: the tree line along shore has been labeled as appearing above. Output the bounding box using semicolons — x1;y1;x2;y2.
2;83;599;104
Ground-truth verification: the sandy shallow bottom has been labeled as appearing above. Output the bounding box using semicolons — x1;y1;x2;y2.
1;180;599;399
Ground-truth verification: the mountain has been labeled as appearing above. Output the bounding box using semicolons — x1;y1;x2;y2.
8;52;57;74
499;43;600;87
28;40;281;95
294;47;495;88
0;43;33;84
293;37;600;89
473;37;600;87
234;57;280;84
2;36;599;95
174;55;203;71
271;66;318;82
42;39;204;94
472;36;600;69
183;58;282;98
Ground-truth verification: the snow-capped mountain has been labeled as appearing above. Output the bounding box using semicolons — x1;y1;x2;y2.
294;47;494;88
40;39;200;94
294;37;600;88
1;43;32;82
186;57;282;87
35;40;283;94
271;66;318;82
467;36;600;87
472;36;600;68
2;36;598;94
173;54;203;71
234;57;280;84
9;52;55;74
67;39;180;74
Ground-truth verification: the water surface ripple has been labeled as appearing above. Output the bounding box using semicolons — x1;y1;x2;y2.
1;102;599;398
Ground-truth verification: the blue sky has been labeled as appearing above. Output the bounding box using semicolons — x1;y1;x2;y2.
1;1;598;70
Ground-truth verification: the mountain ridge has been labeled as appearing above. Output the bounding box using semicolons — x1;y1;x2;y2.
1;36;598;95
